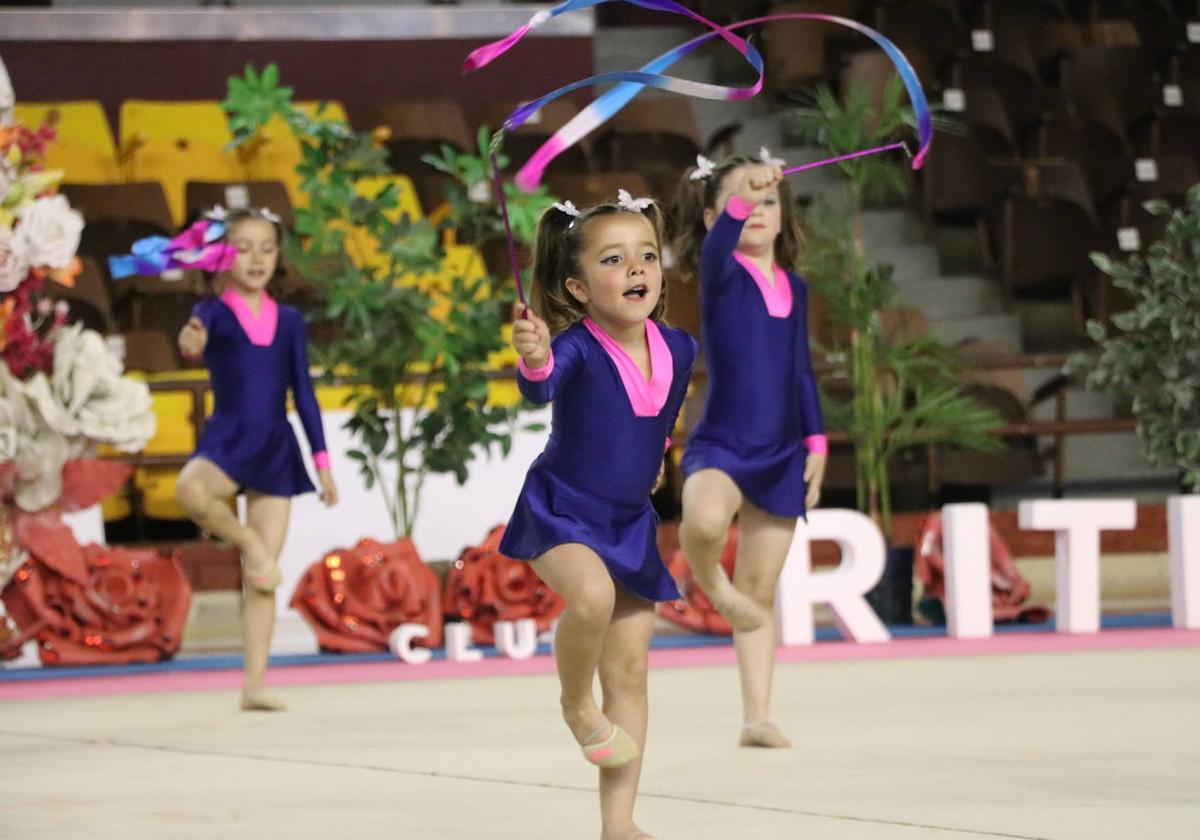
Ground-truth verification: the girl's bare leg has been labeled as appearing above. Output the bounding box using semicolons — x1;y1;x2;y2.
239;491;291;711
679;469;766;632
732;500;796;748
531;544;619;746
175;458;278;589
597;587;657;840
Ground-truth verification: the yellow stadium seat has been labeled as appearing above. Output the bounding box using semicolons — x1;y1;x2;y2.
241;101;349;208
295;100;349;125
119;100;232;149
243;135;305;208
14;101;120;184
339;175;425;270
44;142;121;186
135;467;187;520
124;139;245;225
101;491;133;523
14;101;116;155
128;372;208;521
357;174;423;223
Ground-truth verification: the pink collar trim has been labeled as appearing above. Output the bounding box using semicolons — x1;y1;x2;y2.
582;317;673;417
220;288;278;347
732;252;793;318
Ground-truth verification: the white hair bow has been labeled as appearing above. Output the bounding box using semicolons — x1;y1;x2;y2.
689;154;717;181
759;146;786;166
552;200;581;218
553;200;580;228
204;205;282;225
617;189;654;212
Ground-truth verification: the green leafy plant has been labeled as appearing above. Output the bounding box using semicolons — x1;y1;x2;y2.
223;65;547;538
1069;188;1200;491
422;127;557;266
786;80;1003;536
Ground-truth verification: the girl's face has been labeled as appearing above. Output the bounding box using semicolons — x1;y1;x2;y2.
566;212;663;329
707;164;783;257
226;218;279;292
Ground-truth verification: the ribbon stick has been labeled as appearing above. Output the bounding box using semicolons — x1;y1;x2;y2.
489;148;529;312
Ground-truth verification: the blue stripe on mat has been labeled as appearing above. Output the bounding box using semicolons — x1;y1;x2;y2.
0;612;1176;683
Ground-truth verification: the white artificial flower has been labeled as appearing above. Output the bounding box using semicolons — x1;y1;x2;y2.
15;194;84;269
50;323;156;453
0;225;29;292
0;365;70;513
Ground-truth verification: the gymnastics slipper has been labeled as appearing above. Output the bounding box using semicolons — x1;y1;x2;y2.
581;722;639;768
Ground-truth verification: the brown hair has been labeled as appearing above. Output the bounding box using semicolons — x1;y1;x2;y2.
202;208;287;294
531;200;668;335
671;156;805;282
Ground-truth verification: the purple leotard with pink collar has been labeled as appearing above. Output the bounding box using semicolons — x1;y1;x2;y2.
189;289;329;497
499;318;697;602
680;195;825;519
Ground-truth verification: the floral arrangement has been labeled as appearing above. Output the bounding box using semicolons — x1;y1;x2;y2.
1;117;161;662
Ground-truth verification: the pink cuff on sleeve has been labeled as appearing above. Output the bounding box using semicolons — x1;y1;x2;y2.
518;352;555;381
313;451;331;471
664;436;673;453
726;195;756;220
805;434;828;455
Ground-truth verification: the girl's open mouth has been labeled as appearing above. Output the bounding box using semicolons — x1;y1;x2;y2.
623;284;649;300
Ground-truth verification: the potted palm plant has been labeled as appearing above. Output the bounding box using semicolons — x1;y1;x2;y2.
784;79;1004;621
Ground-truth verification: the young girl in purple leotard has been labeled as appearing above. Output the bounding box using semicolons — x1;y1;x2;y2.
502;191;696;840
675;158;827;749
173;208;338;712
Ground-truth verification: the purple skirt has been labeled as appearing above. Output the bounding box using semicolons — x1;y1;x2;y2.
681;434;808;519
192;414;316;498
499;465;680;603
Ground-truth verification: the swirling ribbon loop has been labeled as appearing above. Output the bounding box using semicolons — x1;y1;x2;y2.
467;1;933;303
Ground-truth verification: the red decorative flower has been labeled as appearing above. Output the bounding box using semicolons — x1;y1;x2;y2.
290;538;445;653
442;525;564;646
2;274;54;380
658;524;738;636
1;544;192;665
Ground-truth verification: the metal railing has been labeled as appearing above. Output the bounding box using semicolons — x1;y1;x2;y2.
111;353;1137;499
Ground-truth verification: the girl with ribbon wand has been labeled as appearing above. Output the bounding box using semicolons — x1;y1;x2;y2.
673;152;826;748
111;208;338;712
466;0;931;759
499;190;696;840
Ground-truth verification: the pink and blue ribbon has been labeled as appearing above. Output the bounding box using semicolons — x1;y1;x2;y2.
467;2;933;303
467;4;931;190
108;218;235;279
